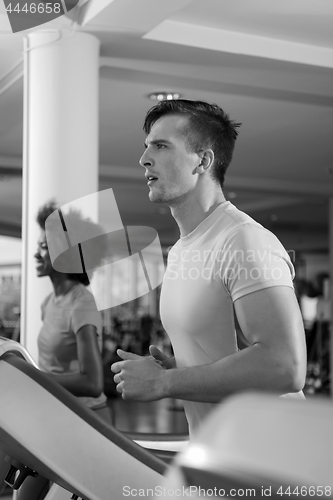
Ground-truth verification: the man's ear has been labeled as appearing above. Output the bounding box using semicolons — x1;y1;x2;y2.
194;149;214;174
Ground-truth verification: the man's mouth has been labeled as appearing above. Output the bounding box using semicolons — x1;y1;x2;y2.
147;176;158;185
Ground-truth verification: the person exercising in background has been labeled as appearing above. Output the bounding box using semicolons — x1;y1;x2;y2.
35;201;111;419
111;99;307;437
17;201;111;500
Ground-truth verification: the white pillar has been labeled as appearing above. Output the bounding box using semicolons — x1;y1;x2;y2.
21;30;100;362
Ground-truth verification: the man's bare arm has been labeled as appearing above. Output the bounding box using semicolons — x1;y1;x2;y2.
112;286;307;402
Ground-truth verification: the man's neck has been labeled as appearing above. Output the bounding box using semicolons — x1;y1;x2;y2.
170;191;226;237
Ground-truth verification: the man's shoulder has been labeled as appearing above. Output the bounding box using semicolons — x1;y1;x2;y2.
208;203;264;245
216;202;262;230
213;204;290;259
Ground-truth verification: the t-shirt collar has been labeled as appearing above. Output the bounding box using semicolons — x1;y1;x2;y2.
180;201;231;246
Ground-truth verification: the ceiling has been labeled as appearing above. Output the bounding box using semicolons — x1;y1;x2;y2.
0;0;332;255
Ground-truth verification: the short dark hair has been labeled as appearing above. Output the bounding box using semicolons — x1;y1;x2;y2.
143;99;241;188
37;200;106;286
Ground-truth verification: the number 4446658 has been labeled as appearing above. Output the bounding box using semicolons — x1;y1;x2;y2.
277;486;332;496
5;3;62;14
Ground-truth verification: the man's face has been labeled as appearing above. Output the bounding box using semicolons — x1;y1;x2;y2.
35;230;54;277
139;114;201;205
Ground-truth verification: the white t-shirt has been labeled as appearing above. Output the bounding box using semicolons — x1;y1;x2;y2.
160;202;304;435
38;283;107;409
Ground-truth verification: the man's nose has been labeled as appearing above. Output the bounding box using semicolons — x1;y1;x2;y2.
139;149;152;168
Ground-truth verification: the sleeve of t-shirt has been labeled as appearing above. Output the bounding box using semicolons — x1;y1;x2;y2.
219;223;295;302
70;294;102;336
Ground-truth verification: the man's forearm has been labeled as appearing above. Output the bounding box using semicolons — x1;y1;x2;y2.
162;344;305;403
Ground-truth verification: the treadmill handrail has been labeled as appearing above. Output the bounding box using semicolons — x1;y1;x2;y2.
0;338;39;368
1;352;167;476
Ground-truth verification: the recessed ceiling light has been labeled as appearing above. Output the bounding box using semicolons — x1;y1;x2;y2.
148;92;181;101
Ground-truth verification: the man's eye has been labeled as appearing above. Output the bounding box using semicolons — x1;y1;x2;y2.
157;144;165;149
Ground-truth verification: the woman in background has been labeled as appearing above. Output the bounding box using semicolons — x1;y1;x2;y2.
17;201;111;500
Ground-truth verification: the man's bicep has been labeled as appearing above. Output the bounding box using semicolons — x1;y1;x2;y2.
233;286;306;354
